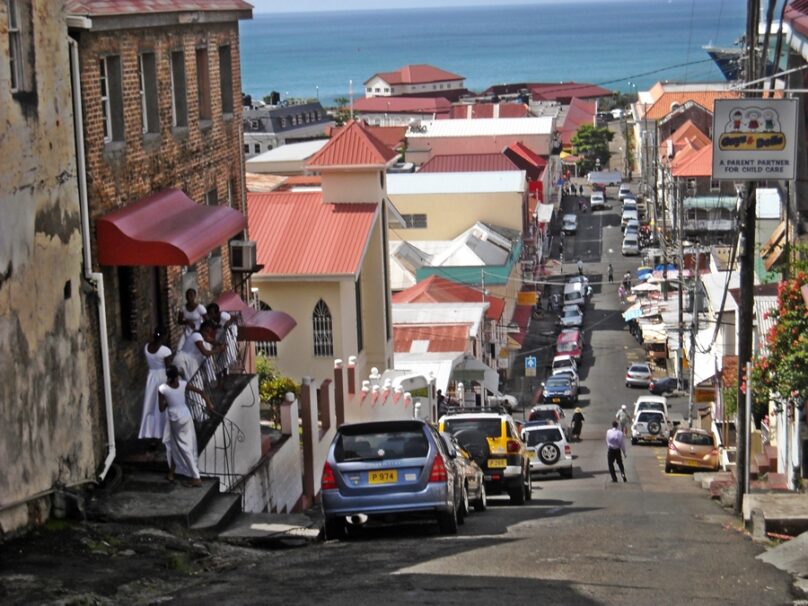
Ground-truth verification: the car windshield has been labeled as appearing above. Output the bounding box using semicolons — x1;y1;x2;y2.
545;378;569;387
676;432;714;446
563;309;579;318
529;409;558;422
637;411;663;423
630;365;648;373
525;428;563;446
443;418;504;439
638;402;664;412
334;428;429;462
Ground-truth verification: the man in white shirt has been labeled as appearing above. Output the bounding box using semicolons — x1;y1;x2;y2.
606;421;627;483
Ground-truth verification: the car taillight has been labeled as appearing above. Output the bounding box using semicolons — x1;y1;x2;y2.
506;439;521;453
322;461;337;491
564;444;572;456
429;454;448;483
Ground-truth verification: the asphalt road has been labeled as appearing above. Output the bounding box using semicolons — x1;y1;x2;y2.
169;187;796;605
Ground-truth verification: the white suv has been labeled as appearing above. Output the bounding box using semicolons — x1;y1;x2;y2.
590;191;605;210
523;422;573;479
631;410;672;445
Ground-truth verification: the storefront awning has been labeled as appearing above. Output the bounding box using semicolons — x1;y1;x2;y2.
216;291;296;342
96;189;247;266
452;356;500;395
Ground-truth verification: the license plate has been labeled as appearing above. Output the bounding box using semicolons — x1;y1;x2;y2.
685;460;700;467
552;398;561;403
368;470;397;484
488;458;507;468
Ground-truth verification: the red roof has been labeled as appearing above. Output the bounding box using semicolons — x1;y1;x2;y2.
306;120;398;169
366;64;464;86
392;275;506;321
559;98;596;145
248;192;378;277
643;91;741;121
65;0;252;15
510;304;533;345
326;124;406;152
529;82;612;101
351;96;452;115
417;153;519;174
446;103;529;119
506;142;546;168
96;189;246;266
672;143;713;178
393;324;470;353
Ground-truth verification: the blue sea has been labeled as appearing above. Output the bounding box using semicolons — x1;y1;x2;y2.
239;0;747;105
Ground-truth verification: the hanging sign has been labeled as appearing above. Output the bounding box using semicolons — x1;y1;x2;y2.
712;99;798;180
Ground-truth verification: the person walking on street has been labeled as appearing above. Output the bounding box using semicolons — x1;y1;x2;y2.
577;259;584;276
616;404;631;436
623;271;632;289
606;421;628;482
579;184;584;196
571;407;585;441
608;263;614;283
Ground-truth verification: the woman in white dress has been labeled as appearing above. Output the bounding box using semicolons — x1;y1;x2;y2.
176;288;207;351
158;366;213;486
206;303;239;370
138;328;172;440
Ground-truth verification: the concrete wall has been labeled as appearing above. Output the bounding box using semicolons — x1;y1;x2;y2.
387;191;524;240
0;1;98;535
321;170;386;206
75;20;247;440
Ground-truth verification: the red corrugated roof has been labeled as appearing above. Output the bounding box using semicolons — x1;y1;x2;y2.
672;143;713;177
392;275;506;321
247;191;378;277
367;64;464;86
65;0;252;15
418;153;519;174
506;142;547;168
326;124;406;152
529;82;612;101
393;324;470;353
307;120;398;169
510;304;532;345
559;98;596;144
644;91;741;121
446;103;529;119
352;96;452;114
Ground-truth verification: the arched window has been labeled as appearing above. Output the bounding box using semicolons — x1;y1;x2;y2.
255;301;277;357
313;299;333;357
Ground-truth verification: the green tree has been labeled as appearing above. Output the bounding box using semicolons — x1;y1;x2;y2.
331;96;351;126
255;355;299;427
571;124;614;174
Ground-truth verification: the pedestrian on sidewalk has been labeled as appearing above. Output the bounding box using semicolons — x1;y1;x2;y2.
606;421;628;483
616;404;632;436
579;185;583;196
571;407;585;441
607;263;614;283
577;259;584;276
623;271;632;290
618;284;626;304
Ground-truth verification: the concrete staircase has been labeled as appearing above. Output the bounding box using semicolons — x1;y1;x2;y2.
88;471;321;547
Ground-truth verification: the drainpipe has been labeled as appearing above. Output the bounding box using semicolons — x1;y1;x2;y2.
69;35;116;481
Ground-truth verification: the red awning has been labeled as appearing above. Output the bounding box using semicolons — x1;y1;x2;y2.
216;291;297;342
96;189;247;266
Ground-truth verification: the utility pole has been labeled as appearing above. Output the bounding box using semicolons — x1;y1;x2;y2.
688;248;701;426
677;179;686;389
735;0;761;515
661;151;669;301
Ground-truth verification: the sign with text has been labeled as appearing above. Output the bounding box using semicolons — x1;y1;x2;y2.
712;99;798;180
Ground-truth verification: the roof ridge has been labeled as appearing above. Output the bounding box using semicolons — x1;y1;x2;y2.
306;120;397;168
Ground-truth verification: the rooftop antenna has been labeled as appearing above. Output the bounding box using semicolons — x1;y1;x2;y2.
349;79;354;121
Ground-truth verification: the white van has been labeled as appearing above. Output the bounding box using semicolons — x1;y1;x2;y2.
563;282;586;306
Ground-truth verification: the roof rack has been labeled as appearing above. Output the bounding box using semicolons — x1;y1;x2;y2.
444;405;511;416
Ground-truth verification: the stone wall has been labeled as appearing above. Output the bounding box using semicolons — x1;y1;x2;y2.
0;1;98;536
74;20;247;439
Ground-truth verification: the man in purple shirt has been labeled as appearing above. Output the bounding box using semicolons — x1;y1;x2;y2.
606;421;628;482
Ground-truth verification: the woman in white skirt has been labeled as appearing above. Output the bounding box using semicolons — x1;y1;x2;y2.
158;366;213;486
176;288;207;351
138;327;172;440
206;303;239;370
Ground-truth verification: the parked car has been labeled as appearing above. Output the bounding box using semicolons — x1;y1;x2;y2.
563;281;587;307
552;354;578;374
622;198;638;213
624;219;640;236
560;304;583;328
633;395;668;418
555;328;583;361
625;362;653;387
631;410;672;445
590;191;605;210
665;428;720;472
621;234;640;256
528;404;570;434
552;366;580;390
321;419;465;539
621;208;639;231
522;423;574;479
539;375;578;406
618;183;632;200
441;433;487;514
649;376;685;395
562;214;578;234
440;412;532;505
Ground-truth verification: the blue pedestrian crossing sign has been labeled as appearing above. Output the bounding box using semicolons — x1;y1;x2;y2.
525;356;537;377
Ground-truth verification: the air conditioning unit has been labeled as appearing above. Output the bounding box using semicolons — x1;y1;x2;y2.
230;240;257;271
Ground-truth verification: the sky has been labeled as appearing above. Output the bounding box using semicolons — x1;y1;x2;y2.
249;0;616;14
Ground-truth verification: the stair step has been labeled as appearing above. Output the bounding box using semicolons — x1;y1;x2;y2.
218;512;322;546
190;493;242;531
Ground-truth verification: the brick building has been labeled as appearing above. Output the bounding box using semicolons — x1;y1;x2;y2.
66;0;254;439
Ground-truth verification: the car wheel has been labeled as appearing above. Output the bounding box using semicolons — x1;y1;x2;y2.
509;475;526;505
538;442;561;465
437;505;458;535
665;463;672;473
647;421;661;435
525;469;533;502
474;482;487;512
631;438;638;445
560;467;573;479
324;517;345;541
459;484;469;523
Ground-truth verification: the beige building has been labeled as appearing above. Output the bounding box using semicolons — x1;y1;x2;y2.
248;121;399;382
0;1;97;535
386;171;527;240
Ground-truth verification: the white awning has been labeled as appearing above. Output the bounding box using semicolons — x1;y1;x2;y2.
536;203;554;224
452;356;500;395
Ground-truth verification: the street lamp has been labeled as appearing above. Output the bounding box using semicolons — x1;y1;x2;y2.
315;85;319;101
